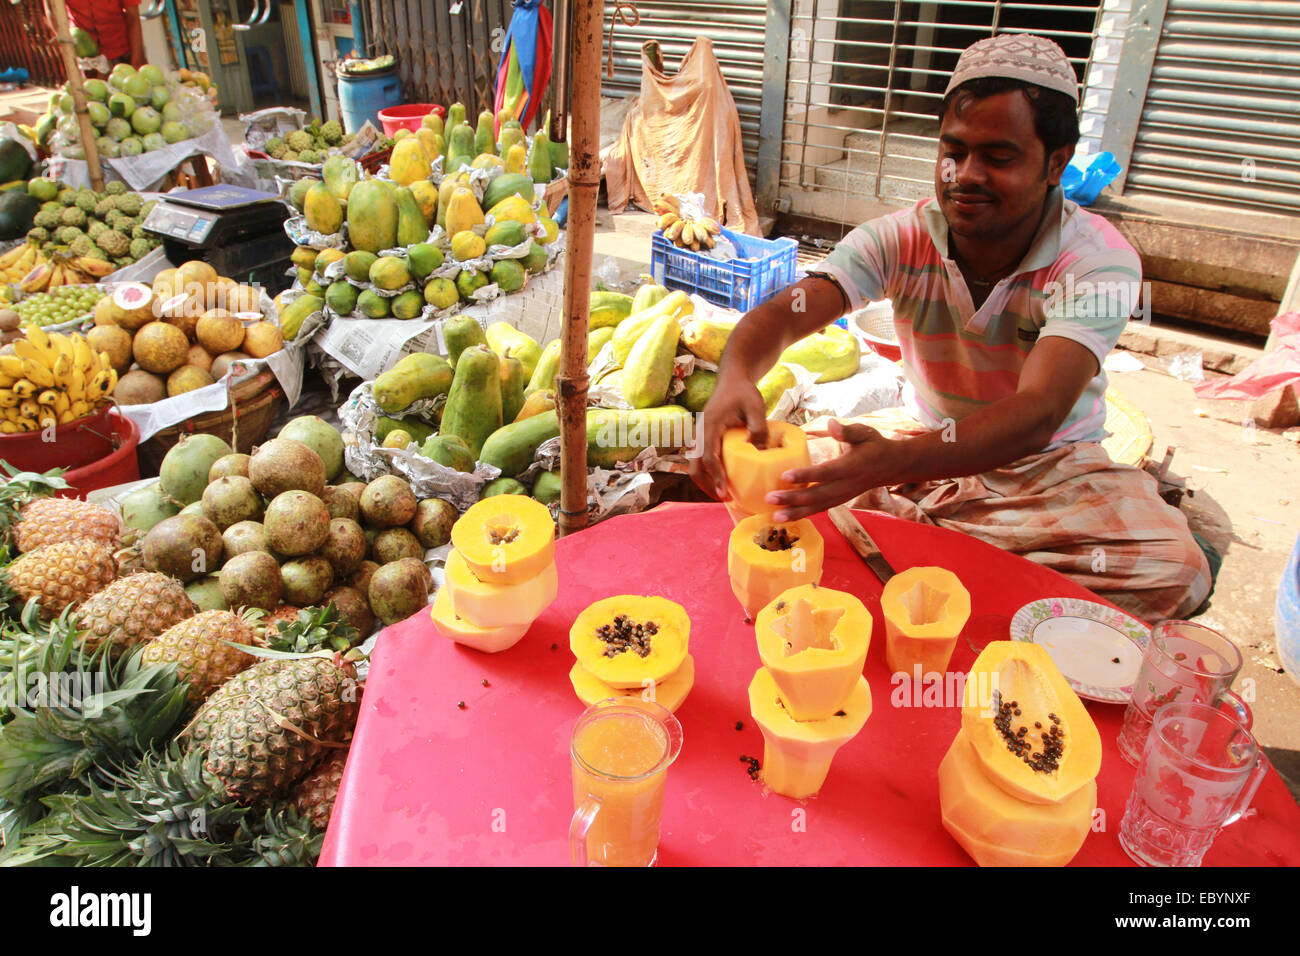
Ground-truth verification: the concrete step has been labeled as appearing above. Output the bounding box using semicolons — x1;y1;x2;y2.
813;154;933;205
843;127;938;163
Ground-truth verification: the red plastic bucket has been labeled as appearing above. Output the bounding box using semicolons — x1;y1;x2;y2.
377;103;445;137
0;402;116;472
60;409;139;498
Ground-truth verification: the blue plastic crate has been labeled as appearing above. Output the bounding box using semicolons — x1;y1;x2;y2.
650;227;798;312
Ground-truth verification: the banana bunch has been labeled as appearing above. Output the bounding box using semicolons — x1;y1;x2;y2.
0;242;42;284
17;253;114;294
654;197;722;252
0;325;118;432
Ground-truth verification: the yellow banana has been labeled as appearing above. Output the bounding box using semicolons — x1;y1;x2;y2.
47;263;64;289
19;264;51;294
0;244;25;268
0;355;23;378
52;352;71;385
88;368;112;399
698;217;721;236
67;366;86;402
105;367;118;394
52;392;70;416
15;244;38;273
0;373;12;389
18;398;38;419
0;389;15;408
68;398;90;420
657;212;680;231
680;222;695;246
0;421;17;434
70;334;92;372
70;257;114;278
36;388;57;406
11;378;34;399
23;324;50;352
665;220;685;243
97;350;111;374
21;359;53;388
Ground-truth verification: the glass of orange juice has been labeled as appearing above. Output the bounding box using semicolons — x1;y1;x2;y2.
569;698;683;866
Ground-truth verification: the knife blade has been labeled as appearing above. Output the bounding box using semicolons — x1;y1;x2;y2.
828;505;896;585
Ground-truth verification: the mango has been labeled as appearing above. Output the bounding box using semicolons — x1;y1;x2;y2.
291;245;318;270
485;194;536;228
321;155;360;201
424;277;459;311
289;178;312;212
631;281;669;314
304;181;343;235
451;230;487;261
356;289;391;319
395;186;428;246
436;175;462;229
369;256;411;291
537;215;559;244
314;247;345;275
532;470;562;506
484;219;527;249
346;179;399;254
325;280;359;316
278;293;323;340
373;353;453;414
490;258;526;293
406;243;444;279
485;322;542;380
778;326;861;383
390;137;433;186
391;289;426;319
527;339;561;395
549;138;569;172
456;268;489;302
344;250;377;282
445;186;485;239
479;409;560;477
444;314;487;367
622;313;681;408
482;477;528;498
421;433;475;472
474;110;496;156
500;353;526;423
440;345;502;459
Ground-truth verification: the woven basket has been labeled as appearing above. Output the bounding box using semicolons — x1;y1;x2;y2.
137;374;283;477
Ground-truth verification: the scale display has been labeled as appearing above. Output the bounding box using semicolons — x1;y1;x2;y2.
142;203;219;244
142;185;288;250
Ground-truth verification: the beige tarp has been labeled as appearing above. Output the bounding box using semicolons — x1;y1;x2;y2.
602;36;760;236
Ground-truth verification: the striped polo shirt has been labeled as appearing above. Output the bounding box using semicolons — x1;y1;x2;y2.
808;186;1141;449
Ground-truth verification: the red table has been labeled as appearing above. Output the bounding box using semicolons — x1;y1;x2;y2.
320;503;1300;866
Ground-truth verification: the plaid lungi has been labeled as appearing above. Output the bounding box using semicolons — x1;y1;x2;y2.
804;411;1211;623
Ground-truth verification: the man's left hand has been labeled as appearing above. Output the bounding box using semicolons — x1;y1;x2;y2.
767;419;899;522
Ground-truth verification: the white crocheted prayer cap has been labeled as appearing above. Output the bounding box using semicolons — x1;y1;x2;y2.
944;34;1079;103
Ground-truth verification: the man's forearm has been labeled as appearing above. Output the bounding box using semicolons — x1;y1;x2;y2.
127;11;144;65
888;392;1062;485
718;275;848;382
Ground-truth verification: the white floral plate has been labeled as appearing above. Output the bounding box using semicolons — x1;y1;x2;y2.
1009;598;1150;703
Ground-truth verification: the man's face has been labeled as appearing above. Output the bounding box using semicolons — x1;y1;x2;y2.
935;89;1071;243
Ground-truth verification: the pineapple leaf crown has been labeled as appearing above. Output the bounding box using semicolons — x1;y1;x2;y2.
262;604;362;656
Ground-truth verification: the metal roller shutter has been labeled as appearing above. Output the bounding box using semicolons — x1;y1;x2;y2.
601;1;768;173
1125;0;1300;214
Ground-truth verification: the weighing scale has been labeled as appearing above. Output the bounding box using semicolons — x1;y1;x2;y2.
142;185;296;292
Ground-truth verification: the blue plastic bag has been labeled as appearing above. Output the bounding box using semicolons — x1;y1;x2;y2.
1061;151;1121;206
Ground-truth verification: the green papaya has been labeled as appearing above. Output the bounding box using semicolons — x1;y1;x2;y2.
440;345;502;459
289;178;312;212
375;415;437;446
490;259;526;293
356;289;390;318
497;125;524;161
481;172;535;212
482;477;528;498
444;313;487;367
756;363;797;415
344;250;377;282
589;290;634;329
321;155;360;201
585;407;693;468
527;339;561;395
527;130;553;184
520;240;549;275
622;314;680;409
484;322;542;380
484;219;527;248
436;175;461;229
346;179;399;254
474;110;496;156
445;123;475;173
394;186;428;247
588;326;615;364
608;290;691;365
532;470;562;506
630;281;669;314
447;102;467;130
278;293;323;340
420;433;476;473
478;410;560;477
372;352;454;414
778;326;861;383
500;353;526;423
325;280;359;316
678;368;716;412
548;138;569;173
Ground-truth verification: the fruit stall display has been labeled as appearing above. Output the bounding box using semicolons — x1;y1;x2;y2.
280;101;564;337
28;62;218;162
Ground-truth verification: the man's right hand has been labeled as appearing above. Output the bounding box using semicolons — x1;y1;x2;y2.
689;373;769;500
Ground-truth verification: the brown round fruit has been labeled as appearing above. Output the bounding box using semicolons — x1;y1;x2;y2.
219;550;282;611
201;475;263;530
323;585;374;636
322;485;360;521
208;452;251;482
86;324;132;373
280;556;334;606
372;526;424;564
92;296;117;327
186;343;214;372
320;517;367;576
249;437;326;498
166;364;214;396
359;475;417;528
114;368;167;405
350;560;380;597
263;490;331;556
133;321;190;374
196;309;245;355
241;321;283;359
368;557;432;625
410;498;457;549
141;513;223;582
221;519;267;558
152;268;178;300
0;309;21;332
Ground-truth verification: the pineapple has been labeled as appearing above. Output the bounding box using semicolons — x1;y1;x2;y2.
3;539;117;619
140;609;258;706
12;497;121;554
184;653;361;804
75;571;197;655
290;748;348;830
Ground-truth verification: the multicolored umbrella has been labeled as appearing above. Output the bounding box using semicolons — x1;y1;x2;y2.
494;0;553;132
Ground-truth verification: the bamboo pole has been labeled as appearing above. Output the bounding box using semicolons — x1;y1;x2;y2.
555;0;600;538
549;0;571;146
46;0;103;191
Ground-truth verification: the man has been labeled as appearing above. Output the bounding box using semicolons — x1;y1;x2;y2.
692;34;1210;622
66;0;146;69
